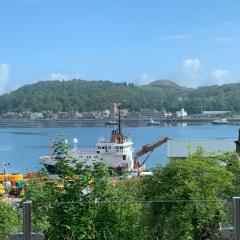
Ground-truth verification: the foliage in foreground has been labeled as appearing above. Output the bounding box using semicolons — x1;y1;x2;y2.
24;138;144;240
0;201;20;239
23;139;240;240
141;149;237;240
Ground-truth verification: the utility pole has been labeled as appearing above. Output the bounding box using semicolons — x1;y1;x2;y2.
234;197;240;240
23;201;31;240
10;201;44;240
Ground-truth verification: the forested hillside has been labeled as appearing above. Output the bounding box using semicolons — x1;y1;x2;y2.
0;79;240;113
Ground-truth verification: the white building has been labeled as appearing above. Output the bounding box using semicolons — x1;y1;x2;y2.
176;108;187;118
202;111;231;116
163;108;172;118
103;109;110;118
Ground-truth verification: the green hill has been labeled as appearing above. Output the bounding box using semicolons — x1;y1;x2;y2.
0;79;240;114
146;79;181;89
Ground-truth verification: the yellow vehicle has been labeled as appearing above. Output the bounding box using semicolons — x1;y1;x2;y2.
0;173;24;197
8;174;24;181
0;183;5;196
0;174;23;182
0;174;10;182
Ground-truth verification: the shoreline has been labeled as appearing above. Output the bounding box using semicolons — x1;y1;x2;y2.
0;118;240;123
0;118;239;125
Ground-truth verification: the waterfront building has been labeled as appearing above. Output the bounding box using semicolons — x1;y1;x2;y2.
202;111;231;116
103;109;110;118
176;108;187;118
163;108;172;118
22;111;32;119
31;112;43;119
82;112;96;119
120;108;128;118
127;111;141;118
57;111;69;119
69;111;82;119
168;139;235;159
42;111;55;119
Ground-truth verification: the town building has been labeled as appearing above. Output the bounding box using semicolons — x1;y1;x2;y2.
168;139;235;159
176;108;187;118
163;108;172;118
202;111;231;116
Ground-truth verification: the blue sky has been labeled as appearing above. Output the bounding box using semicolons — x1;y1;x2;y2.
0;0;239;93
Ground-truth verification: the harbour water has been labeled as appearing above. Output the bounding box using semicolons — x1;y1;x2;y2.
0;122;239;173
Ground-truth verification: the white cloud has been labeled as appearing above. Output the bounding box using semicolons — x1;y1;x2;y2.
132;58;233;88
160;35;190;40
211;69;231;85
182;58;200;72
133;73;155;86
171;58;203;88
0;63;10;94
166;58;233;88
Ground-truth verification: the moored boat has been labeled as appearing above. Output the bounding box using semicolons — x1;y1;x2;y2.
105;120;117;126
212;118;229;125
147;118;161;126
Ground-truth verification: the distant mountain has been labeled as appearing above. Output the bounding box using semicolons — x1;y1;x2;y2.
146;80;181;89
0;79;239;114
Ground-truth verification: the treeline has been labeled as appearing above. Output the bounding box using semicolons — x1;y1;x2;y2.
1;139;240;239
0;79;240;114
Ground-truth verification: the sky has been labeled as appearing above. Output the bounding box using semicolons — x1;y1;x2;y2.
0;0;240;93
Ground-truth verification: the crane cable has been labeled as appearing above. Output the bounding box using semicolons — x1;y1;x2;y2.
140;150;154;167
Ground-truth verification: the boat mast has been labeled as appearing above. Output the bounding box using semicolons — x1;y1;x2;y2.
117;103;122;135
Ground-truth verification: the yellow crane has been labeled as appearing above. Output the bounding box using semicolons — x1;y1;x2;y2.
134;136;171;174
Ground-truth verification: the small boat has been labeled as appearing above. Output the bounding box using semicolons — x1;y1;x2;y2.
212;118;229;125
147;118;161;126
105;120;117;126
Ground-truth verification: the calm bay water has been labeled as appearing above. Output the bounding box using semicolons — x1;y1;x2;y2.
0;122;239;173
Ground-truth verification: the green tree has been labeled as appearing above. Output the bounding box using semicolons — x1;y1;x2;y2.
141;149;235;240
0;201;20;239
25;137;240;240
25;138;144;240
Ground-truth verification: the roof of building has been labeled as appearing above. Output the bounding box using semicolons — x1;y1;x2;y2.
167;139;235;158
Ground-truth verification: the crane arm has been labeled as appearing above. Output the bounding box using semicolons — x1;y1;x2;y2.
135;136;171;158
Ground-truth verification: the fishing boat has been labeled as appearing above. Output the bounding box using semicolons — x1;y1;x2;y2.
105;120;117;126
212;118;229;125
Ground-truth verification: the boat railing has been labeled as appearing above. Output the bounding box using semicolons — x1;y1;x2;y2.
123;137;132;143
115;149;131;154
70;147;97;155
